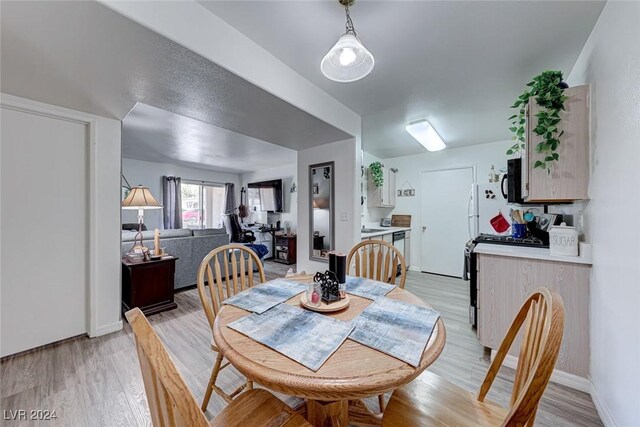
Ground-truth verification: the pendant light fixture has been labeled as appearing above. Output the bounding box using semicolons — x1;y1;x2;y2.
321;0;374;83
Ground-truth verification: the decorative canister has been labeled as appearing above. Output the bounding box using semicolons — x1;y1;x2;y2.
549;222;579;256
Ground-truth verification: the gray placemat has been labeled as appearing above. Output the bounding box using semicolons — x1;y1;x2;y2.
222;279;307;314
349;297;440;367
345;275;395;300
228;304;354;371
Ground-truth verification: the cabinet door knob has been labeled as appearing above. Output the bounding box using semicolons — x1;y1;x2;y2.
422;225;427;231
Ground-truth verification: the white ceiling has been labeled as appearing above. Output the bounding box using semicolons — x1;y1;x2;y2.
123;103;297;173
200;1;605;158
1;1;351;156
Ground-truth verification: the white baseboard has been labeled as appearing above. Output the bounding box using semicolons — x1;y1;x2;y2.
590;383;617;427
408;266;421;272
490;350;591;393
91;320;123;337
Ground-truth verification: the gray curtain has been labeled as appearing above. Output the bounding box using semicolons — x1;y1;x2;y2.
224;182;236;214
163;176;182;229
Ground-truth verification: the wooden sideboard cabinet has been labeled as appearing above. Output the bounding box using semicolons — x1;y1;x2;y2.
477;253;590;380
122;256;178;317
274;235;296;265
524;84;589;203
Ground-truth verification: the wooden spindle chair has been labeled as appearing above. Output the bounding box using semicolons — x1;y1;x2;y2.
382;288;565;426
196;244;266;410
125;308;310;427
347;239;407;412
347;240;407;290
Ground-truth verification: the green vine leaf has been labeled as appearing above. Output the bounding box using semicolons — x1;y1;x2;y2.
369;162;384;188
506;70;567;170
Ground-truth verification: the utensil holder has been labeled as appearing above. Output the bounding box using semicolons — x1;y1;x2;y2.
512;223;527;239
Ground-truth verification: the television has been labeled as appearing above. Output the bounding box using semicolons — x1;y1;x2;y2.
247;179;283;213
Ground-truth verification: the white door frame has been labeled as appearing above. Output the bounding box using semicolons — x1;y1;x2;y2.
1;93;122;338
419;166;476;273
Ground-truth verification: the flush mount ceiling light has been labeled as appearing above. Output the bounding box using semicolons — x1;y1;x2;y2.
321;0;374;83
405;120;447;152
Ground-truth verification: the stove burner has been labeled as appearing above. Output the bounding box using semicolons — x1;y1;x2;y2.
474;233;549;248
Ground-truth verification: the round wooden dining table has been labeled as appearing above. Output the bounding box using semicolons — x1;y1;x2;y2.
213;278;446;427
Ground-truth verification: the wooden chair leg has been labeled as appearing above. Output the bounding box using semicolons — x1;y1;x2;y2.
202;352;224;411
378;394;386;412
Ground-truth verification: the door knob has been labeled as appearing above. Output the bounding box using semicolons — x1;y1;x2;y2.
422;225;427;232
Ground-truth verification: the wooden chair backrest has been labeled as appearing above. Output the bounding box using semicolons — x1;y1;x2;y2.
346;240;407;289
125;308;210;427
197;243;266;330
477;288;564;426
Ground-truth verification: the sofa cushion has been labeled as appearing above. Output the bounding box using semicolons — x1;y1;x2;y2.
193;228;227;237
158;229;194;239
122;230;138;242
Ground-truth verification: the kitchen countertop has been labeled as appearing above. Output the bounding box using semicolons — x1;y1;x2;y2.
474;243;592;265
361;226;411;238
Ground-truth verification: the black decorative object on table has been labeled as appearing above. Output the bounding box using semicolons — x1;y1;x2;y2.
314;271;341;303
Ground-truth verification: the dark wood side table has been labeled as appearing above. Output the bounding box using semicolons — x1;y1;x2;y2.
122;256;178;317
274;234;296;265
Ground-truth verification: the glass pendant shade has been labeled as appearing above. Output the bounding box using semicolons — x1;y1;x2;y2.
321;33;374;82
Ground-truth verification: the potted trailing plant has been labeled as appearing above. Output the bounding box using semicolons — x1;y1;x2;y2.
369;161;384;187
507;70;568;171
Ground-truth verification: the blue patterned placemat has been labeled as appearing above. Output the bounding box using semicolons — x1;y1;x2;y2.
228;304;354;371
345;276;395;300
349;297;440;367
222;279;307;314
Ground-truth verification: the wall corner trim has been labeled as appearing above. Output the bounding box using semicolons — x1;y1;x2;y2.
590;383;617;427
91;320;123;338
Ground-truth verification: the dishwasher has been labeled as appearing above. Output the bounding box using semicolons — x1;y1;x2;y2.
392;231;405;276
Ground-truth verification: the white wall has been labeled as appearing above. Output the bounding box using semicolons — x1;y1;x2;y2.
241;163;297;232
566;3;640;425
367;140;511;271
298;139;361;273
122;158;240;230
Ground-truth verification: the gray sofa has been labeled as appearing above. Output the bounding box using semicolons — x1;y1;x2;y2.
121;228;229;290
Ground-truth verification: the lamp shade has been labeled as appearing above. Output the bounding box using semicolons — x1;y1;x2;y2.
321;33;374;82
122;185;163;209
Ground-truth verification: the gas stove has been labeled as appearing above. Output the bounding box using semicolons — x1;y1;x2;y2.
473;233;549;248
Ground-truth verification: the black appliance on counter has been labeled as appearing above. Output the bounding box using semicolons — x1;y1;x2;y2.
501;158;523;204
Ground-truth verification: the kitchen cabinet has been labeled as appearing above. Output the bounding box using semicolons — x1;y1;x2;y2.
477;253;590;379
368;165;397;208
523;85;589;203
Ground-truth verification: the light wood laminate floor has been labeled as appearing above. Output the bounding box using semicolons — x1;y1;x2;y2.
1;262;602;426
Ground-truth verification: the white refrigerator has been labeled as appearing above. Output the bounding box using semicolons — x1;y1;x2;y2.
468;182;511;239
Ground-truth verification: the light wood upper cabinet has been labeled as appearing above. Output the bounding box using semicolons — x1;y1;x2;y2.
524;85;589;203
368;166;397;208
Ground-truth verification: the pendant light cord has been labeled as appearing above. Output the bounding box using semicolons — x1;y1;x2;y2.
344;4;357;36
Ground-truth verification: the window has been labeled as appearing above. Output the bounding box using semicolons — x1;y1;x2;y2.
181;181;226;229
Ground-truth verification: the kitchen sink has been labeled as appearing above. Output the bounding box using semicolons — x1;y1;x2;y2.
361;228;385;233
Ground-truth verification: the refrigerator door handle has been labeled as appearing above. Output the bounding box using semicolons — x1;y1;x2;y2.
467;187;475;240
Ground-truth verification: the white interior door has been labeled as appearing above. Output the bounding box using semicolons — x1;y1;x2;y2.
1;107;88;356
420;167;474;276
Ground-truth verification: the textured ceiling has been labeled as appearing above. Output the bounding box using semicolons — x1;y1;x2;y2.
1;1;352;157
123;103;297;173
200;1;605;158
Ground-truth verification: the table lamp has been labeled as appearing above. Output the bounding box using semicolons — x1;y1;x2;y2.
122;185;163;254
